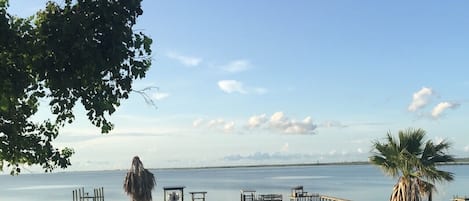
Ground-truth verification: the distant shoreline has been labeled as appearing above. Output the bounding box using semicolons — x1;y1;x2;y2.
7;159;467;175
151;161;370;171
150;160;469;171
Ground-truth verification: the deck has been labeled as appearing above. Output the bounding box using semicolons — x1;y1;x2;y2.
241;186;351;201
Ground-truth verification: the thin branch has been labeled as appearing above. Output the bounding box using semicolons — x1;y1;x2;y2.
131;86;158;109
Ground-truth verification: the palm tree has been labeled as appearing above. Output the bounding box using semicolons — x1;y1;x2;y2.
370;128;454;201
124;156;156;201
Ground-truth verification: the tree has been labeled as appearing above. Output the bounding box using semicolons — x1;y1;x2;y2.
370;128;454;201
0;0;152;174
124;156;156;201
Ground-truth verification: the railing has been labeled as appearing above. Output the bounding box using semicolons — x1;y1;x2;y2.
72;187;104;201
319;195;351;201
453;196;469;201
259;194;283;201
290;194;350;201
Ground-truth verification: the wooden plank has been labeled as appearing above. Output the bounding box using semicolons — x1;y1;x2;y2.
319;195;351;201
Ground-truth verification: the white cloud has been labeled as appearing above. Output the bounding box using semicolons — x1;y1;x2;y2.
217;80;267;95
167;52;202;67
152;92;170;100
218;80;247;94
208;119;226;128
464;145;469;152
222;60;250;73
247;114;268;129
194;112;316;135
224;121;235;132
270;112;289;129
268;112;317;135
408;87;433;112
193;118;204;127
431;102;460;118
246;112;317;134
205;118;235;133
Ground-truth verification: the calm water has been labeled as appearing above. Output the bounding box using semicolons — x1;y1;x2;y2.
0;165;468;201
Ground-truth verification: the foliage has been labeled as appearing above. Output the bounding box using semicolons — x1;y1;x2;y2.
124;156;156;201
0;0;152;174
370;128;454;201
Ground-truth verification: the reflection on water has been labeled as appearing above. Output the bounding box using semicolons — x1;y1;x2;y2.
0;165;467;201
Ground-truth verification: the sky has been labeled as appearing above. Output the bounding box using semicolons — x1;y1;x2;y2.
7;0;469;172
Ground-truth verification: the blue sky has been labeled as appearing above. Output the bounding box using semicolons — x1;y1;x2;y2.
8;0;469;171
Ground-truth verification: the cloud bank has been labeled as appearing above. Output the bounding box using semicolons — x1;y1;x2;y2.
246;112;317;135
224;152;308;161
268;112;316;134
194;112;317;135
247;114;268;129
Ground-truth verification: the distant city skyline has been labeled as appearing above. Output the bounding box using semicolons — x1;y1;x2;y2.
7;0;469;172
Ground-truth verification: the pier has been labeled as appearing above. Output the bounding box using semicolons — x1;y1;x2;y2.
164;186;210;201
70;185;351;201
318;195;351;201
241;186;351;201
289;186;350;201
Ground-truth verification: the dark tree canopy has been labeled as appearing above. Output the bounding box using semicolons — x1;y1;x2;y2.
0;0;152;174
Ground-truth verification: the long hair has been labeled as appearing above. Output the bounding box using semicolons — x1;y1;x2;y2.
124;156;156;201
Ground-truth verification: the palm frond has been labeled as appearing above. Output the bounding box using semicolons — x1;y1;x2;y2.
371;128;455;201
124;156;156;201
398;128;424;156
370;138;400;177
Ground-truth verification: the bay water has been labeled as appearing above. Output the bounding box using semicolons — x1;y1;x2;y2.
1;164;467;201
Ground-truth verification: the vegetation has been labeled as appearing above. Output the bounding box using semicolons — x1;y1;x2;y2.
0;0;152;174
124;156;156;201
370;128;455;201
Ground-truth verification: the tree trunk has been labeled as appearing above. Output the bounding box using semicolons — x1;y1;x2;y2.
390;177;421;201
